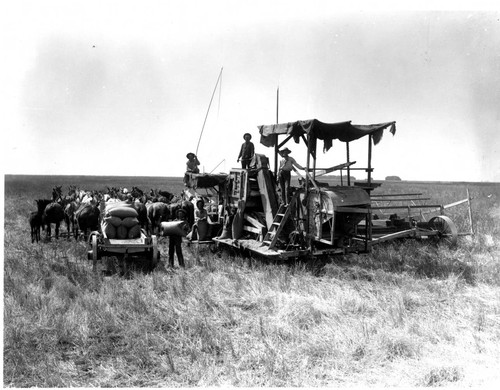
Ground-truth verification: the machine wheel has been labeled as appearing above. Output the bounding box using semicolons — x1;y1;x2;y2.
429;215;458;246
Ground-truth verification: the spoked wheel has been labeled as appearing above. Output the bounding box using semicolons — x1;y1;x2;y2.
91;234;99;270
428;215;458;246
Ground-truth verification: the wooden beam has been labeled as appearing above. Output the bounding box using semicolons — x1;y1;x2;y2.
244;214;266;229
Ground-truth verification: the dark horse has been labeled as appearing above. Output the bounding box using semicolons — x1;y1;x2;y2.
36;199;64;239
64;201;79;238
147;202;170;235
29;210;44;243
74;202;100;240
168;200;195;227
133;200;149;234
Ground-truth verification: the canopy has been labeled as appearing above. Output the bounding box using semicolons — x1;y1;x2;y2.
258;119;396;152
191;173;228;188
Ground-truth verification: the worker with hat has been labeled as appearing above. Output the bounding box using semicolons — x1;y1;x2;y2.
184;152;200;186
237;133;255;169
278;147;304;205
168;208;189;268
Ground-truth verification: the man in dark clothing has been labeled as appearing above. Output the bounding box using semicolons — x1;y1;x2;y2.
169;209;189;268
237;133;255;169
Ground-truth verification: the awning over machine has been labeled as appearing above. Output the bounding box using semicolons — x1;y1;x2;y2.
191;173;228;188
258;119;396;152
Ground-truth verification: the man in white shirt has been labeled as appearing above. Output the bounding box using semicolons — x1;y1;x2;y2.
278;148;304;205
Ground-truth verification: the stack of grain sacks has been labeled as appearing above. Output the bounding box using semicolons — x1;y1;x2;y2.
101;201;141;239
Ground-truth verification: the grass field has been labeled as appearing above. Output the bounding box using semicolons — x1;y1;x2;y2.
3;175;500;386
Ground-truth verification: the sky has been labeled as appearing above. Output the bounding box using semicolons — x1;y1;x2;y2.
1;1;499;182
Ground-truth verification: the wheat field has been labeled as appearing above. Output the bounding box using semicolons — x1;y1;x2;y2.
3;175;500;386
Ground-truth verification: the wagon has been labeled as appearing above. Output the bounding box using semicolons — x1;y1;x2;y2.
87;229;159;274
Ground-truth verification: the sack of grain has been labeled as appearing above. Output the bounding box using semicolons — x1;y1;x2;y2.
116;225;128;239
104;215;122;227
102;221;116;239
161;221;189;237
106;206;138;218
122;217;139;228
127;224;141;239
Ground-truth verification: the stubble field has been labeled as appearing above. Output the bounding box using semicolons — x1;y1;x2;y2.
3;175;500;386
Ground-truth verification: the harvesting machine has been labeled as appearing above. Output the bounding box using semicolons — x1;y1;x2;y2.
186;119;473;260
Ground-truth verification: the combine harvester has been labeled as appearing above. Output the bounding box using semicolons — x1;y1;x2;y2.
187;118;474;261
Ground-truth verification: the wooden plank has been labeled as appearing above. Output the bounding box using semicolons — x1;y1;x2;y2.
371;193;423;197
374;205;443;210
371;198;431;202
443;198;468;209
334;207;370;214
244;214;266;229
243;225;261;234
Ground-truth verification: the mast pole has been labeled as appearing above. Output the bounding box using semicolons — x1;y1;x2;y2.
195;67;223;157
274;86;279;176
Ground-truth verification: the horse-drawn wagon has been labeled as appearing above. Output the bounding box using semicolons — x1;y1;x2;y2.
87;201;160;274
87;230;159;274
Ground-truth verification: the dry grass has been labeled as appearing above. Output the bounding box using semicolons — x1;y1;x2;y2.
3;176;500;386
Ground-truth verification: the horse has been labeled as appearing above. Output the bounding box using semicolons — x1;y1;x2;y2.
64;201;79;238
150;188;175;203
133;200;149;234
168;200;195;227
29;211;43;243
52;185;63;202
74;202;100;240
41;201;65;239
147;202;170;234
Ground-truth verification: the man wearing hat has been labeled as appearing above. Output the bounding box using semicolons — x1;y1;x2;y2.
237;133;255;169
278;147;304;205
184;152;200;186
168;208;189;268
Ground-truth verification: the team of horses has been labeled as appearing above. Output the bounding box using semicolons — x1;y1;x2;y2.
29;185;195;243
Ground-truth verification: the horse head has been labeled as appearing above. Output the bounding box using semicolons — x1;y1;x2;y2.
36;199;52;214
52;186;63;202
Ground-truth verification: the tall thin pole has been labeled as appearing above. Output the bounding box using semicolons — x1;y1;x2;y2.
274;87;279;176
367;135;373;185
195;67;223;157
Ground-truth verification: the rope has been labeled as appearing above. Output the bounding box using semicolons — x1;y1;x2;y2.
195;67;223;157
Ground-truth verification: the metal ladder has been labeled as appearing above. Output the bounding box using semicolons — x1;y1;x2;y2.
262;193;298;249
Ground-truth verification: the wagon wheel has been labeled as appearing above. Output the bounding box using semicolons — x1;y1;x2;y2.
428;215;458;246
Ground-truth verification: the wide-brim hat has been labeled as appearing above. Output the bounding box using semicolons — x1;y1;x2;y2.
278;147;291;155
186;152;195;159
243;133;252;140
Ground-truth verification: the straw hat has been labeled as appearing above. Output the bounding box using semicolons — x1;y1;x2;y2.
278;147;291;156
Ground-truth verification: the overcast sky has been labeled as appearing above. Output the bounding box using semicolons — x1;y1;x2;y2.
1;1;499;182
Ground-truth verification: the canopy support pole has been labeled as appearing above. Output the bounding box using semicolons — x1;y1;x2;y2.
346;142;351;186
274;139;278;177
368;135;373;185
305;132;311;242
313;146;317;181
305;133;311;195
